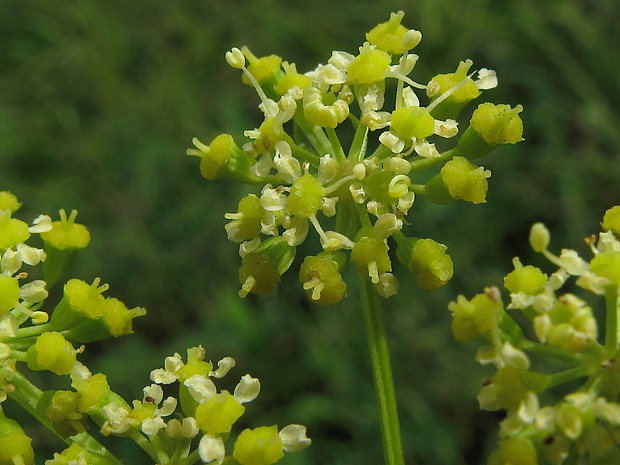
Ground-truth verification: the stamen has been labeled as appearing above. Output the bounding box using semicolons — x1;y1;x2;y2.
239;276;256;298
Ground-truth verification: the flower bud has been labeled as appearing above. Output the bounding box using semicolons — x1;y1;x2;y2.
73;373;112;414
504;258;547;295
543;295;597;353
346;42;391;84
366;11;413;54
602;205;620;235
448;294;496;342
427;60;480;120
425;156;490;205
299;251;347;307
456;103;524;159
26;331;77;375
46;390;82;423
65;297;147;343
47;443;106;465
40;209;90;287
488;437;537;465
187;134;261;183
590;251;620;285
396;237;453;290
0;275;19;314
241;48;283;88
275;62;313;97
0;411;34;465
234;425;284;465
351;236;392;284
0;209;30;250
195;391;245;434
529;223;550;253
0;191;21;213
238;237;295;297
49;278;108;332
287;173;324;218
389;106;435;142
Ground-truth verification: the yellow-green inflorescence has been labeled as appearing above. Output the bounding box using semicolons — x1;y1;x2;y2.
449;205;620;464
0;191;310;464
188;11;523;306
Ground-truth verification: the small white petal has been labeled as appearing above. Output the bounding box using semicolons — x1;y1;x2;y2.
434;119;459;138
150;369;177;385
142;417;166;436
1;249;21;276
19;280;48;303
234;374;260;403
29;214;52;233
199;435;226;464
475;68;498;90
379;131;405;154
280;424;312;452
16;243;47;266
180;417;199;438
517;391;539;424
210;356;236;378
184;375;217;403
156;397;178;417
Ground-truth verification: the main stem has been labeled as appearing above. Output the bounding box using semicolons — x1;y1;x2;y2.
357;270;405;465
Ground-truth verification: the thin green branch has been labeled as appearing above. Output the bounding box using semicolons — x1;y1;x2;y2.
519;340;581;365
357;270;406;465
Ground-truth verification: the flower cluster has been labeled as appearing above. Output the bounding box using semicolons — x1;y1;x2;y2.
0;191;309;465
449;205;620;464
188;11;523;305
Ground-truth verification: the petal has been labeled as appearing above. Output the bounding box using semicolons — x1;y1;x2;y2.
142;417;166;436
29;214;52;233
210;356;236;378
280;424;311;452
184;375;217;403
16;243;47;266
199;435;226;464
234;374;260;403
143;384;164;404
156;397;178;417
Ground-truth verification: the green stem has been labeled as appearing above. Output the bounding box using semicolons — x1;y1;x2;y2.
348;121;369;163
325;127;347;164
409;148;458;172
545;366;589;389
604;285;620;354
357;270;405;465
519;340;582;365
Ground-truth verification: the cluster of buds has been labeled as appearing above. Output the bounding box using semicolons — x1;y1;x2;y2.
188;11;523;305
0;190;309;464
449;205;620;464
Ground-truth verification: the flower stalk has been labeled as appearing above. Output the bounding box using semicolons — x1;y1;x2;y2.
358;270;405;465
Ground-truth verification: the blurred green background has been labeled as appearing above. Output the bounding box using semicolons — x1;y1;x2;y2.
1;0;619;463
